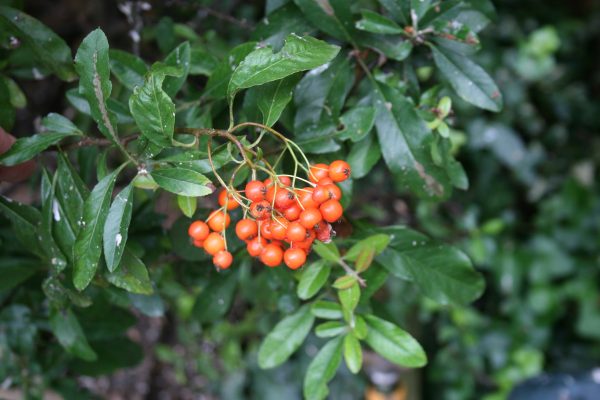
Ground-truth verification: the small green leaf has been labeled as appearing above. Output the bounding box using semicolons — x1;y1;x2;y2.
258;305;315;369
56;154;89;236
297;260;331;300
129;63;181;148
312;241;341;263
315;321;347;338
303;337;343;400
40;170;67;272
106;249;153;295
256;74;301;127
338;282;360;320
177;195;197;218
311;301;343;320
347;135;381;179
50;308;97;361
430;44;502;112
163;42;191;97
337;106;376;142
103;184;134;272
41;113;82;135
353;315;368;340
73;165;125;291
151;167;213;197
74;29;119;144
343;333;362;374
332;274;357;290
344;234;391;261
204;42;257;99
355;248;376;273
3;76;26;108
228;34;340;96
109;49;148;90
0;196;43;257
0;6;76;81
364;314;427;368
0;131;75;166
355;10;404;34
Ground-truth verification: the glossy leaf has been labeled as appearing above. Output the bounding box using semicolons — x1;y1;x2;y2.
294;0;355;41
50;308;97;361
364;314;427;367
343;333;362;374
344;234;390;261
256;74;301;127
151;167;213;197
41;113;82;135
0;132;76;166
109;49;148;90
311;300;343;319
337;106;376;142
297;260;331;300
312;241;340;263
355;10;404;34
40;170;67;272
258;304;315;368
315;321;346;338
74;29;119;144
177;195;197;218
228;34;339;96
0;196;43;257
0;6;76;81
106;249;153;295
347;135;381;179
103;184;133;272
204;42;257;99
73;165;124;291
163;41;191;96
303;337;343;400
431;44;502;112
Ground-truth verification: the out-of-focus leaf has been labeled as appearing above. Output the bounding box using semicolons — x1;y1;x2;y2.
50;308;97;361
303;336;343;400
297;260;331;300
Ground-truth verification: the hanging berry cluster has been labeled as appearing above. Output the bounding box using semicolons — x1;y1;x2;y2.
187;158;351;271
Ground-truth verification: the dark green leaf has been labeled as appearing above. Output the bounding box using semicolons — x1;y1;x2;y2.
347;135;381;179
163;41;191;97
303;337;343;400
258;304;315;368
343;333;362;374
364;314;426;367
192;269;238;322
294;0;355;41
74;29;119;143
0;196;43;257
379;0;410;24
151;167;212;197
0;131;75;166
256;74;301;127
337;106;376;142
228;34;339;96
41;113;82;135
50;308;97;361
297;260;331;300
103;184;133;272
430;44;502;112
0;258;39;291
56;154;89;236
40;170;67;272
106;249;153;295
73;165;125;291
0;6;76;81
204;42;257;99
355;10;404;34
251;3;315;50
109;49;148;90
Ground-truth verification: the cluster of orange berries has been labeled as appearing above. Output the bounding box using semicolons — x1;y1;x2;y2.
187;160;351;270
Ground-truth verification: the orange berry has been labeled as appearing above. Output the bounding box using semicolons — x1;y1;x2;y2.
192;239;204;248
328;160;351;182
283;203;302;221
274;188;295;209
299;207;323;229
298;188;318;209
247;237;267;257
284;248;307;270
319;199;343;223
208;210;231;232
270;218;289;241
260;243;283;267
218;189;240;210
213;250;233;269
203;232;225;255
188;220;209;240
260;220;273;240
249;200;271;220
309;163;330;183
286;221;307;242
245;180;266;202
277;176;292;186
235;219;258;241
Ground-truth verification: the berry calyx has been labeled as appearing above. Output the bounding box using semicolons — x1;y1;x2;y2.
249;200;271;220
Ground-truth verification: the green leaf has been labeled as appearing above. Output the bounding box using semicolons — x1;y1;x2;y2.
109;49;148;90
56;154;89;237
0;6;76;81
312;241;340;263
106;249;153;295
336;106;376;142
0;131;75;166
0;258;39;291
251;3;314;49
344;234;391;261
41;113;83;135
73;165;124;291
303;337;343;400
347;135;381;179
74;29;119;144
311;300;343;319
294;0;356;41
373;84;450;199
355;10;404;34
258;304;315;369
204;42;257;99
379;0;410;24
129;63;181;148
332;274;357;290
343;333;362;374
2;76;26;108
430;44;502;112
0;196;43;257
163;41;191;97
412;0;433;21
177;195;197;218
50;308;97;361
315;321;347;338
40;170;67;272
192;269;238;322
256;74;301;127
228;34;340;97
103;184;133;272
353;315;368;339
151;167;213;197
338;282;360;320
297;260;331;300
364;314;427;367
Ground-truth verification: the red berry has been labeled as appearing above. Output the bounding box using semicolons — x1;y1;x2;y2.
213;250;233;269
299;207;323;229
208;210;231;232
218;189;240;210
284;248;307;270
309;163;329;183
286;221;307;242
328;160;351;182
245;180;266;202
249;200;271;220
319;199;343;223
188;221;209;240
247;237;267;257
235;219;258;241
260;243;283;267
